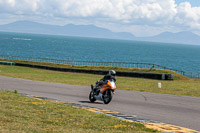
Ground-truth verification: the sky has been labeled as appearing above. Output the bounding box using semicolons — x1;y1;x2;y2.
0;0;200;37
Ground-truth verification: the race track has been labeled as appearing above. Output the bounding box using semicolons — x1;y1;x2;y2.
0;76;200;131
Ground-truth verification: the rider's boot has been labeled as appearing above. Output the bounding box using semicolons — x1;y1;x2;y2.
96;87;100;95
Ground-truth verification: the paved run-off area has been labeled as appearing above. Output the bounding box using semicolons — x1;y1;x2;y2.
0;76;200;132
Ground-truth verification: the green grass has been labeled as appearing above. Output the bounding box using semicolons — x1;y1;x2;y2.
0;90;157;133
0;65;200;97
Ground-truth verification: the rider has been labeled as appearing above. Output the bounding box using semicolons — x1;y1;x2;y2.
94;70;116;94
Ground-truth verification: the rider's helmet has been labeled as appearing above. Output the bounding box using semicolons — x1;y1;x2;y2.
109;70;116;77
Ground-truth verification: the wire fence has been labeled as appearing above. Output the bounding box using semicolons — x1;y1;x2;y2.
0;55;199;78
184;72;200;79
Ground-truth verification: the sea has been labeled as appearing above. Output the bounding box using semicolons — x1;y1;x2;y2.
0;31;200;72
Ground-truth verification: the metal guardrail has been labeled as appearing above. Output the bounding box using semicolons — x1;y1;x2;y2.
13;62;174;80
1;55;198;78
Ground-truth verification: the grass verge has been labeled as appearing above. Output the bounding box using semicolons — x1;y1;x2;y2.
0;90;157;133
0;59;187;80
0;65;200;97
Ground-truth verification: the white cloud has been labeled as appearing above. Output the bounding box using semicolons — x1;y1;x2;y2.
0;0;41;14
0;0;200;36
175;2;200;29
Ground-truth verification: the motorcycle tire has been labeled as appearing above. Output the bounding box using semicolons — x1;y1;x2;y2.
103;90;113;104
89;91;96;103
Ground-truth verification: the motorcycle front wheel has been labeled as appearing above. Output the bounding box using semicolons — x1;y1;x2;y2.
103;90;113;104
89;91;96;103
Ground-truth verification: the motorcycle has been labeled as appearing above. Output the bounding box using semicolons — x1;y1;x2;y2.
89;79;116;104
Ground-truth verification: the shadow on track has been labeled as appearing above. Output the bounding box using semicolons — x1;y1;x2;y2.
79;101;103;104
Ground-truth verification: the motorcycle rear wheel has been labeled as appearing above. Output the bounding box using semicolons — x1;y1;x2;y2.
89;91;96;103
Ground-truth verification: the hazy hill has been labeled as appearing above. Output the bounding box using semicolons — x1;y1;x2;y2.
0;20;135;40
0;20;200;45
139;31;200;45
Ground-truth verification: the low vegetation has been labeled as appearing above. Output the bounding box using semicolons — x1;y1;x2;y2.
0;90;157;133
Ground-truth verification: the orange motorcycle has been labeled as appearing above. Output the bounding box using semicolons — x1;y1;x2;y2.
89;79;116;104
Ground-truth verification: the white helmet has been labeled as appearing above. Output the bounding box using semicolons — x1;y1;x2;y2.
109;70;116;77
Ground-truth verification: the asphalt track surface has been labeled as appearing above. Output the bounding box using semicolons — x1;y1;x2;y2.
0;76;200;131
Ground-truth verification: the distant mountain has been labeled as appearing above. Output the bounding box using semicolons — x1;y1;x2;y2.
0;20;135;40
0;20;200;45
139;31;200;45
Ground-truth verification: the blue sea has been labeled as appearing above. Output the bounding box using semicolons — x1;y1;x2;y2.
0;32;200;72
